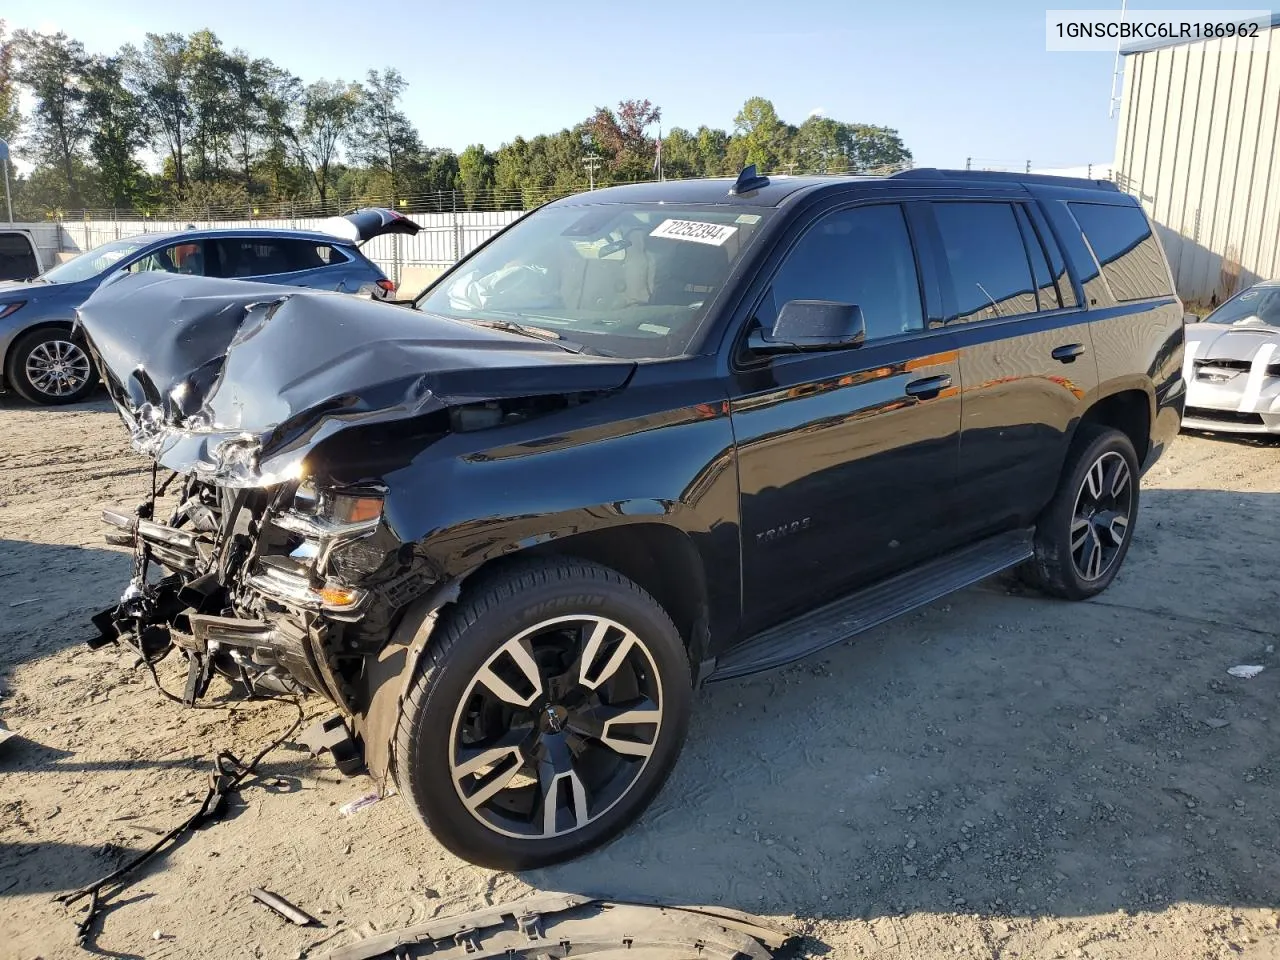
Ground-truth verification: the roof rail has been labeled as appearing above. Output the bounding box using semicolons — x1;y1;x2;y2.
889;167;1120;191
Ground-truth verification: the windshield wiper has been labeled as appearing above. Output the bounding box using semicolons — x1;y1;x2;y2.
469;318;562;341
460;317;602;355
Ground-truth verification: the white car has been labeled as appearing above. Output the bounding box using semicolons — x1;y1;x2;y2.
1182;281;1280;434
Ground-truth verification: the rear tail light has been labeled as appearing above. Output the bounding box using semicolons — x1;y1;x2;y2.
376;279;395;293
0;301;26;320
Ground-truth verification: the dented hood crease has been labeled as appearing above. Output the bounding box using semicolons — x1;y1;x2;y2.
76;273;635;486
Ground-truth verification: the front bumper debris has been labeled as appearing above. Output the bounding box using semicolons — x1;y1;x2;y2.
320;892;791;960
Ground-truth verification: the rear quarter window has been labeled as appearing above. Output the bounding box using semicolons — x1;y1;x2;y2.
1068;202;1172;302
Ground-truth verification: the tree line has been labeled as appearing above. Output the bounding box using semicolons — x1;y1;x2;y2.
0;22;913;219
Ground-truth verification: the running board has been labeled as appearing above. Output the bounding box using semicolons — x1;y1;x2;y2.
708;529;1034;682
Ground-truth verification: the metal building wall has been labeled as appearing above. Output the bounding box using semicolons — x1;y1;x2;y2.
1115;27;1280;305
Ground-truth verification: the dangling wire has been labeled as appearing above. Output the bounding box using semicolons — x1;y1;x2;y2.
56;696;308;947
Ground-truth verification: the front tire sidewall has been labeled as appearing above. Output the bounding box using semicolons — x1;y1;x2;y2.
8;328;99;406
1032;426;1140;600
397;565;692;870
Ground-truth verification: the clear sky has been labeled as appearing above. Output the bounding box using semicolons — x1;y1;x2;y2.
1;0;1222;169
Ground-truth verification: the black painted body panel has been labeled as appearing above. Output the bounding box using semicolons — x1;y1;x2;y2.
87;172;1185;690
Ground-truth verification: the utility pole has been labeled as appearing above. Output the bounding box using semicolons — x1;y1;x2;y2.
582;153;603;190
1109;0;1128;117
0;139;12;224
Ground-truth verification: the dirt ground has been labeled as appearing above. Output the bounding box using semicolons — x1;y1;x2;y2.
2;394;1279;960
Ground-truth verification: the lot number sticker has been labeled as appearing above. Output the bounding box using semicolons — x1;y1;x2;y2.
650;219;738;246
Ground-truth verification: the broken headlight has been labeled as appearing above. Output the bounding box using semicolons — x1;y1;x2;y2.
248;481;389;615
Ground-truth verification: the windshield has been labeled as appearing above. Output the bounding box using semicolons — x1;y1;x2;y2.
41;237;152;284
1204;285;1280;328
417;202;772;359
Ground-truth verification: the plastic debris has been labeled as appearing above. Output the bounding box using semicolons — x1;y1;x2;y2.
339;791;380;816
250;887;319;926
0;725;16;751
1227;665;1265;679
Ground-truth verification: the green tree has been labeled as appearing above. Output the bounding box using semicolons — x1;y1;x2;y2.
223;52;277;189
694;126;730;175
733;96;789;172
0;21;20;144
124;33;192;193
457;143;494;207
422;148;459;195
12;30;92;207
84;56;148;207
258;66;304;200
658;126;700;179
186;30;238;182
293;79;360;203
843;123;912;172
350;68;420;198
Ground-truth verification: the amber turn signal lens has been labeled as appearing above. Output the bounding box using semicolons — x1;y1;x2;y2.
315;583;362;608
330;494;382;525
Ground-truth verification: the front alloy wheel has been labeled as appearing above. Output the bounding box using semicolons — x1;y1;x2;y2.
394;559;692;869
8;328;100;405
450;614;663;840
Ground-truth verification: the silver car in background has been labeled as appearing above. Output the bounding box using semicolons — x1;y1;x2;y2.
1182;281;1280;434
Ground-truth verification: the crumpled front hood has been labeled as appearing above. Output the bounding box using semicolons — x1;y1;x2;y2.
76;273;635;486
1187;321;1280;363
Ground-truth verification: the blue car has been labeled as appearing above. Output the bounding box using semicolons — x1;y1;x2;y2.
0;208;420;405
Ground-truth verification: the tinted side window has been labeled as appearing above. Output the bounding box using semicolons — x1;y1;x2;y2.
314;244;349;265
215;239;297;277
1028;204;1078;308
126;242;207;276
933;202;1037;323
0;233;39;280
1013;205;1060;311
1068;202;1172;302
281;240;329;271
762;204;924;341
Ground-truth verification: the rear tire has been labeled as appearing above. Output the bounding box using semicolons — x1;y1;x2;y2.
7;327;99;405
393;558;692;869
1021;424;1139;600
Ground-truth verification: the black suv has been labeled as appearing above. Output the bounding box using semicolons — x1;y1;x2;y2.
83;167;1185;869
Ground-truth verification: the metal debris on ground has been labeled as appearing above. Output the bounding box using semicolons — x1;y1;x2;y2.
1227;664;1265;679
339;791;381;816
9;598;41;607
250;887;319;926
319;892;790;960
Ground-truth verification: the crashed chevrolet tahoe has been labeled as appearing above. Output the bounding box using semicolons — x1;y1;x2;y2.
82;168;1185;869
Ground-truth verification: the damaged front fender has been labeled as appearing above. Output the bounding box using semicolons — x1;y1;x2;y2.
75;273;635;487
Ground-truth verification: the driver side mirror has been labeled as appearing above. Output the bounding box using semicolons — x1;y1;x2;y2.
748;300;867;355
